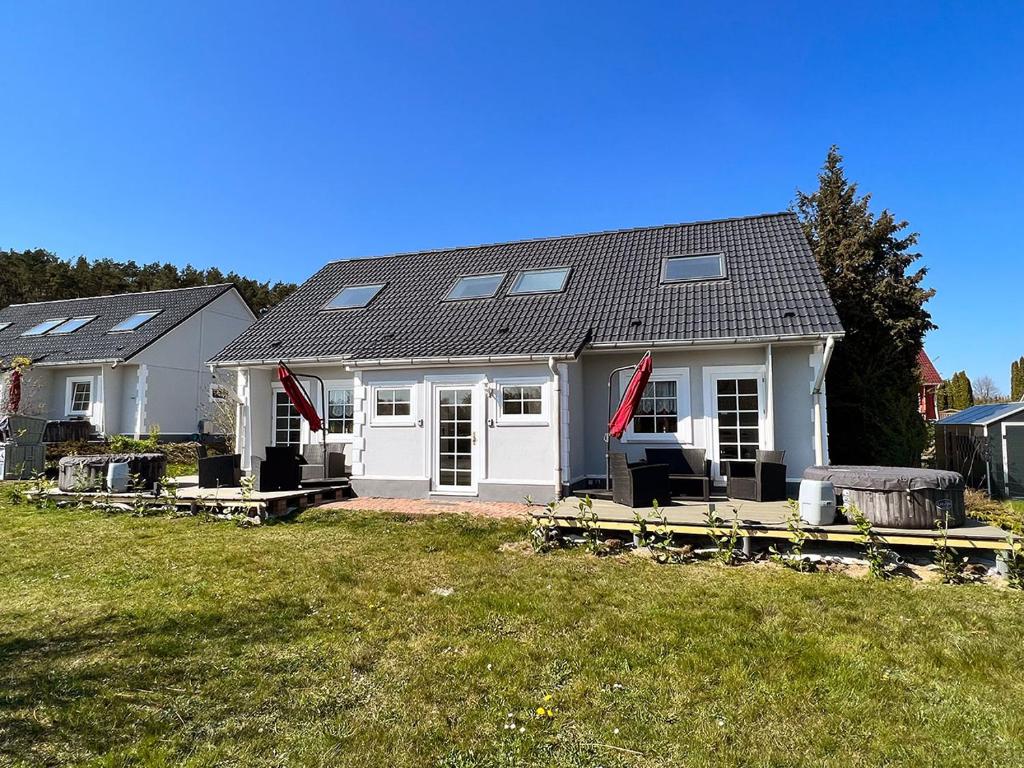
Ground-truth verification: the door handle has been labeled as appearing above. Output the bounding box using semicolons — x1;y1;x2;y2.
472;431;477;445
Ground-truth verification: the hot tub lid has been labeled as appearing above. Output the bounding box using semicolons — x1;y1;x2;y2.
802;465;964;491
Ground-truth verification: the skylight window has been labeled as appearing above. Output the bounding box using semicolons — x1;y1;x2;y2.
509;267;571;295
49;316;97;335
324;284;385;310
108;310;161;333
22;318;68;337
445;273;504;301
662;253;725;283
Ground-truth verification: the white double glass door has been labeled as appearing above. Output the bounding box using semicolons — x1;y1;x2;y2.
433;386;478;493
708;372;766;481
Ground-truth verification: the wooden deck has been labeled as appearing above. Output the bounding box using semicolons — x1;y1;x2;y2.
46;475;350;518
540;496;1010;551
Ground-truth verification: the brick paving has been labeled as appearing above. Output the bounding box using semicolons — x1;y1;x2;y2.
319;496;531;520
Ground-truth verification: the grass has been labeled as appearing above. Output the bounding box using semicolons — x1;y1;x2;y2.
966;489;1024;533
2;500;1024;767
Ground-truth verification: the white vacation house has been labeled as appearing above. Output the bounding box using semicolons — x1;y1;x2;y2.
209;212;844;502
0;285;255;439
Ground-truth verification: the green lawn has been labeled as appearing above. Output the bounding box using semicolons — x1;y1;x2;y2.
2;501;1024;767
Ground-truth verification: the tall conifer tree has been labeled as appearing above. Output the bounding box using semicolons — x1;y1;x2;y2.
795;147;934;465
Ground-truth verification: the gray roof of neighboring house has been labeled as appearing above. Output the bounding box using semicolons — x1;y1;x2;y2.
936;403;1024;426
210;211;844;364
0;284;239;366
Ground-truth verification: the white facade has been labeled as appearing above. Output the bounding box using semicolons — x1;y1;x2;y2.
20;290;254;438
230;338;833;503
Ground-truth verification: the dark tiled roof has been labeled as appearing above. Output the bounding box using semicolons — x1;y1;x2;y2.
211;212;843;364
0;284;237;365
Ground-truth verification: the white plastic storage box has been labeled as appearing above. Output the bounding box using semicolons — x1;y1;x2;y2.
798;478;836;526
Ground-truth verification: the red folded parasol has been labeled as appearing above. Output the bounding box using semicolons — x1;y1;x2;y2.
7;369;22;413
277;362;322;432
608;351;652;438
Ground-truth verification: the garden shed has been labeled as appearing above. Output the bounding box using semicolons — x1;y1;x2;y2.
935;403;1024;499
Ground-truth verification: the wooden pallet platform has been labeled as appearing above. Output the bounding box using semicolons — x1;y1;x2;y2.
45;475;351;519
538;496;1011;551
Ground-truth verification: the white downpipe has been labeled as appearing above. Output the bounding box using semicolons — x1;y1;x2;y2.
548;356;562;499
812;336;837;465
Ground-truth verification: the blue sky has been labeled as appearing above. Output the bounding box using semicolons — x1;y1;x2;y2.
2;1;1021;390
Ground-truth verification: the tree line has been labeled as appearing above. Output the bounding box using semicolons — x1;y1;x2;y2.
0;249;296;315
937;357;1024;410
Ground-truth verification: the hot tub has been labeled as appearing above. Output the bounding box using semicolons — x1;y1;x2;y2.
802;466;965;529
58;453;167;492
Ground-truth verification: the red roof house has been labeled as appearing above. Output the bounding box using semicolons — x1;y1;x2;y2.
917;349;942;420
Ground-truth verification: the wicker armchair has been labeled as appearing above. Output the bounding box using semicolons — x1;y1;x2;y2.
725;450;787;502
609;452;671;508
198;454;242;488
301;444;348;482
254;445;303;492
645;447;711;501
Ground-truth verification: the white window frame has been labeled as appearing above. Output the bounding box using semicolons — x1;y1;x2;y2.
370;383;417;426
494;377;549;426
65;376;94;417
618;367;692;444
702;364;768;482
270;386;304;447
324;380;355;441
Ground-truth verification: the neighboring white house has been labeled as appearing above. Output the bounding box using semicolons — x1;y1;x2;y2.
0;284;255;439
209;212;845;502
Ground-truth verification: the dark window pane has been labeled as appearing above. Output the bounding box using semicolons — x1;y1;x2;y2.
394;402;410;416
503;400;522;415
440;470;455;485
522;386;542;400
664;254;723;282
739;412;759;427
440;455;455;470
446;273;504;300
717;396;735;411
719;412;737;427
655;416;677;433
717;379;737;395
740;445;758;460
456;438;472;454
720;445;739;460
738;395;759;411
523;400;542;415
633;417;655;433
740;428;760;444
510;268;569;295
655;380;675;398
737;378;758;395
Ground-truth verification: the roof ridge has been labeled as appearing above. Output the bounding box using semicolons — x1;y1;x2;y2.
323;211;796;266
5;283;234;308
